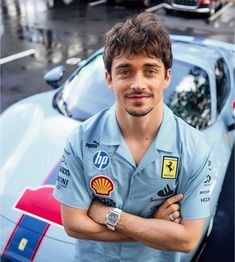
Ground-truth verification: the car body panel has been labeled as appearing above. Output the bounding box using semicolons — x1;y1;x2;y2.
1;91;78;238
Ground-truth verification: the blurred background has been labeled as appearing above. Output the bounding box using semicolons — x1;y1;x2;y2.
1;0;234;112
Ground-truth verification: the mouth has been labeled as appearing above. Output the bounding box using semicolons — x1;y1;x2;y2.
125;92;153;100
126;95;150;101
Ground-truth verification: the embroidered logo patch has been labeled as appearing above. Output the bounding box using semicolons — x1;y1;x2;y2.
90;176;114;196
86;140;99;148
161;156;178;179
93;150;110;170
157;184;174;197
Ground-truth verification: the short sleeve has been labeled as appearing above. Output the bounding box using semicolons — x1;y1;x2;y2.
180;139;212;220
53;126;92;209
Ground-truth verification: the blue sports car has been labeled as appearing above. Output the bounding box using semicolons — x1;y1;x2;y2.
1;35;234;261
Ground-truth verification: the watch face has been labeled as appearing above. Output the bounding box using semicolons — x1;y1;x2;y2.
108;212;119;225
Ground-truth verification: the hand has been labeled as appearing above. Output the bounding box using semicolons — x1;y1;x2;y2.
88;199;112;225
153;194;183;223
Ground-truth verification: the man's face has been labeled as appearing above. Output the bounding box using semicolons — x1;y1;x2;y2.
105;53;171;117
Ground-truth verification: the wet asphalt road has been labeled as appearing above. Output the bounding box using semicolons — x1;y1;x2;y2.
1;0;234;112
1;0;234;261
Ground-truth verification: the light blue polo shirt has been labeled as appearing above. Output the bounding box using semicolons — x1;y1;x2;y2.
54;104;212;262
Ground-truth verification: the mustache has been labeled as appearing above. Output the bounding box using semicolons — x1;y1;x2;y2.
124;90;154;98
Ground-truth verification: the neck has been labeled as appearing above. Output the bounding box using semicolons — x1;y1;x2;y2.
116;104;164;142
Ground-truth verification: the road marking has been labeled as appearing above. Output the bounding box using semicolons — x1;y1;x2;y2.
89;0;107;6
145;3;164;12
208;2;233;22
0;49;36;65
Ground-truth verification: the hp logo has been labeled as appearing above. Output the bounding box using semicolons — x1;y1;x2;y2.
93;150;110;170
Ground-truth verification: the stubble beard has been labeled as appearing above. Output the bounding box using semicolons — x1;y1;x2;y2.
125;103;154;117
123;90;154;117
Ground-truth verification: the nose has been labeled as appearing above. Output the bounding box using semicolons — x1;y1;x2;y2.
130;73;146;90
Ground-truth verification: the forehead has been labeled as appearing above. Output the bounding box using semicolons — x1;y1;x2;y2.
112;53;164;69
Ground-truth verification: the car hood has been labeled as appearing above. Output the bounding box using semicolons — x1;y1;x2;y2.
0;90;79;241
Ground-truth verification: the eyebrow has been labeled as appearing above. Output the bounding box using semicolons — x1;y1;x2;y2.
143;63;161;68
114;63;132;71
114;62;161;71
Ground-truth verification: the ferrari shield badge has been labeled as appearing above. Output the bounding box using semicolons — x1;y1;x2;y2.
161;156;178;179
18;238;28;251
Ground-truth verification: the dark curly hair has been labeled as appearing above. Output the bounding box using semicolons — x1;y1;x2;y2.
103;12;173;75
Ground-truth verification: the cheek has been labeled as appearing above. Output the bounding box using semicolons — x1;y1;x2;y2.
153;87;165;99
112;81;128;93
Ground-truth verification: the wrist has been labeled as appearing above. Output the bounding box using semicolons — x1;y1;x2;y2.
88;200;113;225
105;208;123;230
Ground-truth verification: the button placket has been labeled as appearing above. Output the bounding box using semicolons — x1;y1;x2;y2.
122;175;136;212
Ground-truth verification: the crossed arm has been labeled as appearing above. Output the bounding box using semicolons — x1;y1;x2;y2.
61;194;205;253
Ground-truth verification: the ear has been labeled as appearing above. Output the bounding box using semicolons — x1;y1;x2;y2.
105;71;113;91
164;68;171;89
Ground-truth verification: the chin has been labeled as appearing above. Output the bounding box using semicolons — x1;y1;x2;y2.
126;107;153;117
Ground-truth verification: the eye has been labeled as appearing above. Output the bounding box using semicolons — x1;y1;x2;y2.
145;68;157;76
118;69;129;76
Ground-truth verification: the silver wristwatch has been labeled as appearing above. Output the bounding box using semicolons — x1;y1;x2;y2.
105;208;123;230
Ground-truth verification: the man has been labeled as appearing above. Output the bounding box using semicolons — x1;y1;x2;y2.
54;12;212;261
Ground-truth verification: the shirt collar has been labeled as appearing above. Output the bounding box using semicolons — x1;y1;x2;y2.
101;104;177;153
153;104;177;153
100;104;122;145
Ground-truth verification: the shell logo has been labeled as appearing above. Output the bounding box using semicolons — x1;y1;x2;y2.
90;176;114;196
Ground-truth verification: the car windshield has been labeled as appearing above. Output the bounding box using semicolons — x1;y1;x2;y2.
60;54;114;121
59;54;211;130
165;60;211;130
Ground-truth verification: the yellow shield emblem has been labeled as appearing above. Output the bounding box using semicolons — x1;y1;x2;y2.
18;238;28;251
161;156;178;179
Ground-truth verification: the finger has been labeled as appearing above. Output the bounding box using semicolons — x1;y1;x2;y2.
168;213;175;221
168;210;180;221
167;203;181;213
174;217;182;223
161;194;183;208
171;210;180;219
